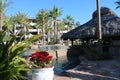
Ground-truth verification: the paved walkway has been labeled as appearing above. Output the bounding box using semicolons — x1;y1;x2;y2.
54;73;81;80
54;57;120;80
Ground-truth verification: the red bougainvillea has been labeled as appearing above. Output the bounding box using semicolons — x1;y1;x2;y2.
29;51;53;68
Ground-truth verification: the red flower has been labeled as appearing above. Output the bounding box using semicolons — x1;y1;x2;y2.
46;56;53;61
29;51;53;68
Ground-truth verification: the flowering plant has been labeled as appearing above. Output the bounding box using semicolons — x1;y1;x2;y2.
28;51;53;68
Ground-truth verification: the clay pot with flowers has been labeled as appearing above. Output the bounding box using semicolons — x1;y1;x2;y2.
28;51;54;80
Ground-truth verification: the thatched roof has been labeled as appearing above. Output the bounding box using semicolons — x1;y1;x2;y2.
61;7;120;40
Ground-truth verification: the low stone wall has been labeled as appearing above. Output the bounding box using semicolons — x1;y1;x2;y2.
109;46;120;57
48;49;68;59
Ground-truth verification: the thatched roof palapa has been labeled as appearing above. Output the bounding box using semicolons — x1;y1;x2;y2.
61;7;120;40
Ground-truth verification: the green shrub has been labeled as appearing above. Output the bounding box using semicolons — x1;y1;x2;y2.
0;30;42;80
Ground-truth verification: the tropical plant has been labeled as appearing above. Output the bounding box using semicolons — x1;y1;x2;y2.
13;12;28;25
74;21;80;28
36;9;49;34
3;16;13;31
0;29;42;80
63;15;74;31
36;9;50;44
0;0;12;32
12;12;28;40
57;22;66;31
50;6;62;43
45;25;53;43
115;0;120;9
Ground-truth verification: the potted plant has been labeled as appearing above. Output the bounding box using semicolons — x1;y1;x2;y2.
28;50;54;80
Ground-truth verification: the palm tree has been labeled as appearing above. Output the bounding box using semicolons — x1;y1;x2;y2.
57;22;65;31
74;21;80;28
115;0;120;9
13;12;28;40
2;16;14;37
3;16;12;31
0;0;12;32
50;6;62;43
13;12;28;26
45;25;53;43
63;15;74;31
36;9;49;44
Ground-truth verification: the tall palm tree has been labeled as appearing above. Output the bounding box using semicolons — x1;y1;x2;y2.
0;0;12;32
74;21;80;28
45;25;53;43
63;15;74;31
36;9;49;44
13;12;28;26
13;12;28;40
3;16;12;31
115;0;120;9
50;6;62;43
57;22;65;31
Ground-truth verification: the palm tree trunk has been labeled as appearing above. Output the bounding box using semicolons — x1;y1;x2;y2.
54;19;57;43
42;18;45;45
0;13;3;32
47;31;50;43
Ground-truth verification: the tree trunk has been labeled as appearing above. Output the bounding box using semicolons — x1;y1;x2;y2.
47;31;51;43
54;20;57;43
0;13;3;32
42;18;45;45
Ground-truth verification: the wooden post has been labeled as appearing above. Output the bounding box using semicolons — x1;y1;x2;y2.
55;50;58;59
96;0;103;54
96;0;102;43
71;39;73;46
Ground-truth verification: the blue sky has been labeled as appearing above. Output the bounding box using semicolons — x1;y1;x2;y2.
5;0;120;25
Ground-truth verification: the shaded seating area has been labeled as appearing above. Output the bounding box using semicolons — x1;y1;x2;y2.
61;7;120;58
61;7;120;44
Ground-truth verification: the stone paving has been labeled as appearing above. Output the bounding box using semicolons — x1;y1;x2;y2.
54;57;120;80
27;47;120;80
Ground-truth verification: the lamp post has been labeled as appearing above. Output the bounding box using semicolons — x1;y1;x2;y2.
96;0;102;43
